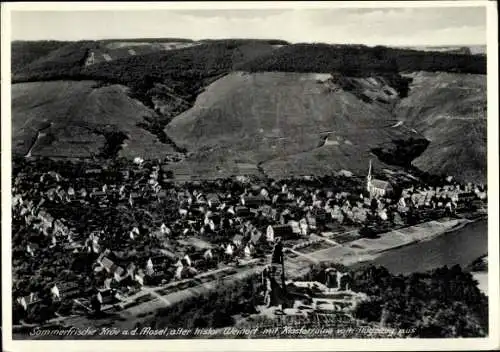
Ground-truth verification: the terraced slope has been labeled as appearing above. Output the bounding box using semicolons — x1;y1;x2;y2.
165;72;426;179
395;72;487;183
12;81;174;159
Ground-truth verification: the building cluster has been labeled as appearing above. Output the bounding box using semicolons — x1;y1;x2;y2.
11;158;487;324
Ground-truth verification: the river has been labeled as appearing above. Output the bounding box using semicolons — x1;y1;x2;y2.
364;219;488;274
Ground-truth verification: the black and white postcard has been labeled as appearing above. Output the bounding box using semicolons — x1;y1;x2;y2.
1;1;498;351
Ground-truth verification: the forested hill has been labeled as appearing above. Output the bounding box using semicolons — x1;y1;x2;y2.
237;44;486;75
12;40;69;73
12;41;486;86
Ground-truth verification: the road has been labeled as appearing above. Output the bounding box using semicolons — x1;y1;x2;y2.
30;229;358;333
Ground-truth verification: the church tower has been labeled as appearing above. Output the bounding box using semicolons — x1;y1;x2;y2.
366;159;373;193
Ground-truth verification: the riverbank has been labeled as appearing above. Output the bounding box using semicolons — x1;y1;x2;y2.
284;217;481;280
357;217;488;276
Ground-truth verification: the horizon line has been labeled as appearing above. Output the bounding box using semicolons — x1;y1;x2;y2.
9;38;487;47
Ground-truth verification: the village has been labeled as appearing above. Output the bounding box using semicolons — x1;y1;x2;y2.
11;156;487;326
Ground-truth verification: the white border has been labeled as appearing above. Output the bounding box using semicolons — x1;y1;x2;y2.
1;2;498;351
3;1;496;11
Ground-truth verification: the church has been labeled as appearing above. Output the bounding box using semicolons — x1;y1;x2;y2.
366;160;393;198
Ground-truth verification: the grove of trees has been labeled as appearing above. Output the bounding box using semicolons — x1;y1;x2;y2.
350;264;488;337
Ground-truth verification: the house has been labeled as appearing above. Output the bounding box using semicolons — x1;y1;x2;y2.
97;254;125;280
366;160;393;198
232;234;245;247
96;288;122;307
458;192;477;204
306;213;317;229
288;220;301;235
53;219;69;236
260;188;270;198
330;206;344;223
47;171;62;181
158;249;177;262
145;258;154;275
337;169;353;178
352;207;368;223
16;292;41;311
67;187;76;198
37;210;54;232
225;243;235;256
378;208;388;221
279;209;294;225
258;205;278;220
79;188;88;198
235;206;251;217
12;194;23;208
266;225;295;242
51;284;61;300
85;168;102;175
242;195;269;208
204;217;216;231
54;281;80;299
393;212;404;226
179;204;193;215
176;266;198;280
299;218;309;235
244;244;254;257
206;194;221;208
309;207;328;222
195;193;208;205
91;191;107;199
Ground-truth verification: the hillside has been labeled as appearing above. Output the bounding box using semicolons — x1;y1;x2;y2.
165;72;427;179
12;41;99;82
395;72;487;183
11;41;69;73
12;81;174;159
10;40;487;182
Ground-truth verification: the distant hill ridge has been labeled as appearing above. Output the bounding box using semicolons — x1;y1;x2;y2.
12;40;486;82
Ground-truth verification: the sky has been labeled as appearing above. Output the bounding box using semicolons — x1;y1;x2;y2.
10;7;487;46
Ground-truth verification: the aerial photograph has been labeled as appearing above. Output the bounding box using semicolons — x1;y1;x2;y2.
6;3;493;342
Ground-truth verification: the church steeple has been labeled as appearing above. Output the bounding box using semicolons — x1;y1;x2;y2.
367;159;373;193
367;159;373;181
